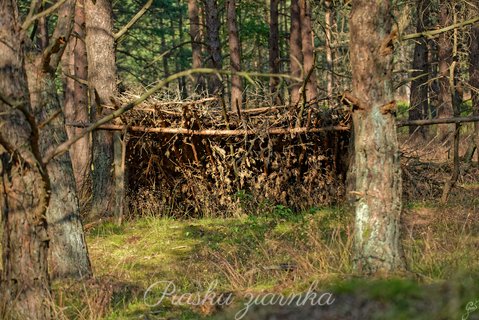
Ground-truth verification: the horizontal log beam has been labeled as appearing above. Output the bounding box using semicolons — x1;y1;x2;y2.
65;123;350;136
64;116;479;137
397;115;479;127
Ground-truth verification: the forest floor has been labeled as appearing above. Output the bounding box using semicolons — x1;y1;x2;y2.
52;131;479;319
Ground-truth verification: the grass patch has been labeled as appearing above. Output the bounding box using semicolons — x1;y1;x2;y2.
51;196;479;319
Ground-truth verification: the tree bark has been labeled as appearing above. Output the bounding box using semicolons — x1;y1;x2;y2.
0;1;51;318
289;0;303;105
188;0;205;92
470;26;479;163
437;1;454;141
408;0;430;138
63;0;92;197
349;0;405;275
325;0;334;98
299;0;318;103
269;0;282;104
85;0;117;217
226;0;242;111
204;0;223;94
26;0;92;279
160;16;170;87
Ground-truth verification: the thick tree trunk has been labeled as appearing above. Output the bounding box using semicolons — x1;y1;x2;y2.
349;0;405;275
226;0;242;111
85;0;117;217
0;1;51;318
408;0;430;138
299;0;318;103
26;0;92;279
204;0;223;94
437;1;454;141
470;26;479;163
325;0;334;98
63;0;92;197
269;0;281;104
188;0;205;92
289;0;303;105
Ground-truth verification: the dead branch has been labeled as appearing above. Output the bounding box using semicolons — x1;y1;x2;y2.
401;16;479;41
114;0;153;41
22;0;68;30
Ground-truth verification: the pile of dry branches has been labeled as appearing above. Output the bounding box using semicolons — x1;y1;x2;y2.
116;93;351;217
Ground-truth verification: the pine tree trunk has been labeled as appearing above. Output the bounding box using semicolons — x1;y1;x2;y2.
289;0;303;105
299;0;318;103
188;0;205;92
408;0;430;138
437;1;454;141
349;0;405;275
471;26;479;163
269;0;281;104
26;0;92;280
204;0;223;94
0;1;51;318
226;0;242;111
63;0;92;198
85;0;117;217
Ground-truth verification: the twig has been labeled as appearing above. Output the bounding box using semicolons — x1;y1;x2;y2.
401;16;479;41
22;0;68;30
114;0;153;41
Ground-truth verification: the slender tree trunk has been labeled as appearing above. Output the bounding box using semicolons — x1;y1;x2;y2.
188;0;205;92
437;1;454;141
204;0;223;94
471;26;479;163
226;0;242;111
299;0;318;103
26;0;92;279
408;0;430;138
63;0;92;197
37;14;49;51
325;0;334;98
160;16;170;87
349;0;405;275
289;0;303;105
85;0;117;217
269;0;282;104
177;7;188;99
0;1;51;318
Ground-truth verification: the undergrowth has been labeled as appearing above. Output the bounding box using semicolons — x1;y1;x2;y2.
50;186;479;319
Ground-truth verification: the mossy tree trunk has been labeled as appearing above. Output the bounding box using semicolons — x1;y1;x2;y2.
349;0;405;275
0;1;51;318
26;0;92;279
